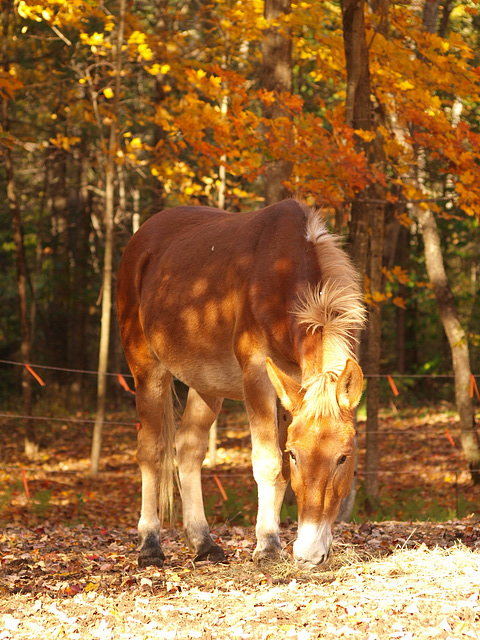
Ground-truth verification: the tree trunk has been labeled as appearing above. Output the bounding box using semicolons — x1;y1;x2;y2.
342;0;372;282
422;0;440;33
396;225;410;374
417;205;480;483
150;0;169;215
404;0;480;484
70;150;92;407
49;147;71;380
1;1;37;458
261;0;292;205
90;0;126;475
364;202;384;503
341;0;387;507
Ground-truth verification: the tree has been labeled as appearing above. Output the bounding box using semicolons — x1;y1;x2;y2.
261;0;292;205
412;1;480;483
5;0;480;490
1;0;37;458
90;0;127;475
341;0;387;504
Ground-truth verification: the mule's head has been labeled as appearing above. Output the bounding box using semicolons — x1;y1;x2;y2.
266;357;363;569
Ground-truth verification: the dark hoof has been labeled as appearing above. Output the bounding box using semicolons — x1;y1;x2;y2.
252;546;286;566
194;543;228;564
138;533;165;568
138;552;165;568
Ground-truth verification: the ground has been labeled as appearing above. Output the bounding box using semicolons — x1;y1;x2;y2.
2;520;480;639
1;401;480;638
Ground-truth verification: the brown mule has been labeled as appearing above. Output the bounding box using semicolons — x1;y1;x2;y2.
117;199;365;569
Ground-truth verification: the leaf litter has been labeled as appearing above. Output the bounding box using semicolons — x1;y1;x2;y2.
1;518;480;639
1;405;480;638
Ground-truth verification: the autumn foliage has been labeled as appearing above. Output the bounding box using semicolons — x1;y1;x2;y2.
4;1;480;215
3;3;480;477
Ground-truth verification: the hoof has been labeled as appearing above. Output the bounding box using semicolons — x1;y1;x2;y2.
138;533;165;568
252;543;286;566
194;543;228;564
138;552;165;569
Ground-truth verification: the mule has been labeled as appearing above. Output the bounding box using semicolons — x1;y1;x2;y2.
117;198;366;569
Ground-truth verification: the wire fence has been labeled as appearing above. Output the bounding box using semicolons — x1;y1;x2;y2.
0;357;478;484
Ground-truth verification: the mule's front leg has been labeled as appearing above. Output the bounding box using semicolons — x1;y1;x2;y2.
245;377;288;564
176;389;226;563
252;445;288;563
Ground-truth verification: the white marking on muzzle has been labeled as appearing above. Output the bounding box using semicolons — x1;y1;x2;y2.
293;519;333;568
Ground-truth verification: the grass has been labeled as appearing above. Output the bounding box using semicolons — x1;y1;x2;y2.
351;482;479;523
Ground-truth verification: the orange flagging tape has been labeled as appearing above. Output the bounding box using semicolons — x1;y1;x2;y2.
470;375;480;402
118;374;135;394
387;374;399;396
213;474;228;501
21;468;30;500
25;364;46;386
445;429;456;448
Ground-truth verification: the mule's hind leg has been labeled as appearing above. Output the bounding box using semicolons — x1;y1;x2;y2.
176;389;226;562
135;365;174;568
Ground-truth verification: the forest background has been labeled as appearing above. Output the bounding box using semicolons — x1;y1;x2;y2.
2;0;480;517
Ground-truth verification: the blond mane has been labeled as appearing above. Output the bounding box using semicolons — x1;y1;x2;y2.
295;205;367;419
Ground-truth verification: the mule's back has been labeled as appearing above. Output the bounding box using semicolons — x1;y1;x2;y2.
117;199;325;399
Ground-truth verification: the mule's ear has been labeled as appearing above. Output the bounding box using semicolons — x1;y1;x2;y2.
266;357;302;412
336;358;364;411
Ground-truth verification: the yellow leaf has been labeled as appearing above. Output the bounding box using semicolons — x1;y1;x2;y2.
354;129;376;143
128;31;146;45
393;296;406;309
81;32;105;46
397;80;415;91
103;87;114;99
209;75;222;87
372;291;386;303
391;265;410;285
138;43;153;61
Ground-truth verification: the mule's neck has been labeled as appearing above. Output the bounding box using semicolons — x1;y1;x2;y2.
296;325;356;383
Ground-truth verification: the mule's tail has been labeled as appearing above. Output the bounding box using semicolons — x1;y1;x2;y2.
158;383;176;528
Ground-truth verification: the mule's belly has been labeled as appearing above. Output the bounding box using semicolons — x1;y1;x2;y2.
170;357;245;400
148;333;245;400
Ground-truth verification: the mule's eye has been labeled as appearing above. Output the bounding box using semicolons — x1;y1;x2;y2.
337;454;348;466
288;450;297;463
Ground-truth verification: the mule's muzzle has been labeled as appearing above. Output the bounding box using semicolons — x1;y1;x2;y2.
293;547;331;570
293;519;333;569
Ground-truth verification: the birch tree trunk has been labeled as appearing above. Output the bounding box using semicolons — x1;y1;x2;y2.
90;0;126;475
